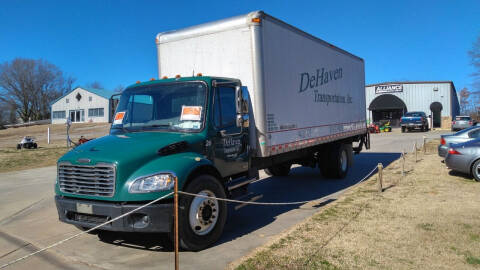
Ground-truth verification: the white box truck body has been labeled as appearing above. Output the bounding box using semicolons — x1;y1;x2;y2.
156;11;367;158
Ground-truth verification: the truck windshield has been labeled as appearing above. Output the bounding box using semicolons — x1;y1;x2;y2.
111;82;207;133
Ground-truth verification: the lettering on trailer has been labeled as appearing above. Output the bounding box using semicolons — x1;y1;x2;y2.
375;84;403;94
298;67;352;105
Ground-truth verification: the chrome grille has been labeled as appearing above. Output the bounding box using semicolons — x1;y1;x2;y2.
58;162;115;197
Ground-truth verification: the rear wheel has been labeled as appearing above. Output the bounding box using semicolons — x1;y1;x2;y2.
401;127;406;133
471;160;480;182
264;163;291;176
319;143;352;179
177;174;227;251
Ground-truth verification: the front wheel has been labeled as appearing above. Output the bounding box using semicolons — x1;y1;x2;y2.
401;126;406;133
177;174;227;251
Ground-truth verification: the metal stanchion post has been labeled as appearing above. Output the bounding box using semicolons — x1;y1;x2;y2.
174;177;179;270
414;142;417;163
377;163;383;193
423;136;426;153
402;150;405;177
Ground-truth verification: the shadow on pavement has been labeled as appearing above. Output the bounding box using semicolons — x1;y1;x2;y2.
96;152;401;252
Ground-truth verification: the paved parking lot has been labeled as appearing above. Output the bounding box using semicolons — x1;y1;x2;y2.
0;129;448;270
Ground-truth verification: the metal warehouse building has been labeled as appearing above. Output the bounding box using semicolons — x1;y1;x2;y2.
366;81;460;129
50;87;116;124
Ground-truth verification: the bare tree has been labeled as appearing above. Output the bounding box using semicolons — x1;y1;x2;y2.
86;81;104;89
113;85;124;93
469;35;480;91
459;87;471;114
0;58;75;122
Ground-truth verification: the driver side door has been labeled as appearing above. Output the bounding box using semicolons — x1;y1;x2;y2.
212;85;249;177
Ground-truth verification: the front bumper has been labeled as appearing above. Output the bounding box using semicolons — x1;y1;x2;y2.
55;195;173;232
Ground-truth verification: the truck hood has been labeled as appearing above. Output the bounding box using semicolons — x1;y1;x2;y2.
59;131;206;175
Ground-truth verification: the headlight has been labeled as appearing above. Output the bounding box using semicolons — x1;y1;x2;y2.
128;173;176;193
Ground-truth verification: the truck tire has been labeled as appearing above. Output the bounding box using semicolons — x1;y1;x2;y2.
264;163;291;176
401;127;405;133
319;143;352;179
177;174;227;251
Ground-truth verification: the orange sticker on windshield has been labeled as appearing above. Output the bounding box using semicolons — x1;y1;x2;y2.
180;106;202;121
114;111;125;124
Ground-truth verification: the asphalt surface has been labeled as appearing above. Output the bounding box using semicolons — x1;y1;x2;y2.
0;128;448;270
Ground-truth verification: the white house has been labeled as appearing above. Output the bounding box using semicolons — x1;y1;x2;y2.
50;87;116;124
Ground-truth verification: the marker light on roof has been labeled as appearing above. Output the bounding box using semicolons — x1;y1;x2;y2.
150;78;155;81
196;73;203;76
175;75;181;78
136;81;141;84
162;76;168;79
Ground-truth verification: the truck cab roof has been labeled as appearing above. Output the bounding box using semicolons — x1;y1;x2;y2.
126;76;240;90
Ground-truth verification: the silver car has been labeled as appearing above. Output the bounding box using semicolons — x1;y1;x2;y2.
438;126;480;157
451;116;473;131
445;139;480;181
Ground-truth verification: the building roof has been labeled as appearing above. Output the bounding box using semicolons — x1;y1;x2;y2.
366;81;455;88
50;87;115;106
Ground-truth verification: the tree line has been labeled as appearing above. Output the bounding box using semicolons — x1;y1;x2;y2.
0;58;124;126
0;58;75;125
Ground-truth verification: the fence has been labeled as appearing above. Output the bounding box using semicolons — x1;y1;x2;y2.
0;137;433;269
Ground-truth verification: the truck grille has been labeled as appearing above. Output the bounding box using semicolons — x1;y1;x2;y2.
58;162;116;197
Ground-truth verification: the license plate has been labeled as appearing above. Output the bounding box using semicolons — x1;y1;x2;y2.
408;123;414;126
76;203;93;214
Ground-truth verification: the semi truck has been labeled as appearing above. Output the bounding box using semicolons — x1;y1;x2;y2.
54;11;369;251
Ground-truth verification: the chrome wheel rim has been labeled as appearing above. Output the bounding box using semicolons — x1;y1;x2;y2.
189;190;219;236
340;150;348;172
475;164;480;179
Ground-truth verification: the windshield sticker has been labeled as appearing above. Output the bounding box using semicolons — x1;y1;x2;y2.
113;111;125;125
180;106;202;121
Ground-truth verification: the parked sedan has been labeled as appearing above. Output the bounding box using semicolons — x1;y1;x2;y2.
451;115;474;131
445;139;480;181
438;125;480;157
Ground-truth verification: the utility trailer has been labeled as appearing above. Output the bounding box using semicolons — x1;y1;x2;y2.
55;11;369;251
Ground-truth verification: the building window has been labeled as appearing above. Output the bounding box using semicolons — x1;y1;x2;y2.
66;98;69;104
52;111;66;119
88;108;104;117
89;96;92;102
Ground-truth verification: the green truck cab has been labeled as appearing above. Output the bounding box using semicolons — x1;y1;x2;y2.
55;77;252;250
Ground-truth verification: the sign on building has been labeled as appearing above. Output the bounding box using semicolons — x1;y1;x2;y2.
375;84;403;94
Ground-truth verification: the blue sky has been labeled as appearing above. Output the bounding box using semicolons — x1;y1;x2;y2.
1;0;479;92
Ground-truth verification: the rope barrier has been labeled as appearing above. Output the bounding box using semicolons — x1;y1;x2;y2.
0;165;380;269
179;166;379;206
0;192;174;269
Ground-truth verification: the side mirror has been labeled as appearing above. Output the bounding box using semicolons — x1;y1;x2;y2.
235;86;243;114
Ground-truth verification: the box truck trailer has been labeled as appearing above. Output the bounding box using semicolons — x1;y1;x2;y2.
55;11;369;251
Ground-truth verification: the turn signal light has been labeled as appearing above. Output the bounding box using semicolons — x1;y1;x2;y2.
150;78;156;81
175;74;181;78
440;138;446;145
136;81;141;84
448;148;461;155
452;121;456;125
